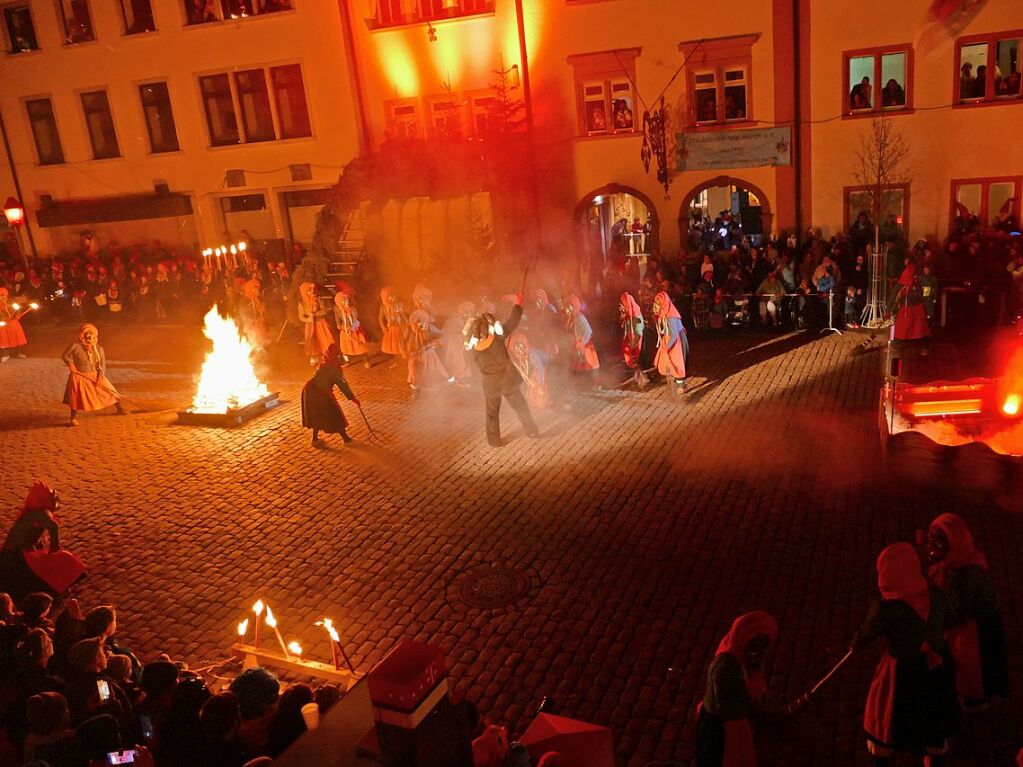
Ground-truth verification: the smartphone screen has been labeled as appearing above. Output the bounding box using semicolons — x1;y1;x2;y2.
96;679;110;702
107;749;137;765
139;713;154;743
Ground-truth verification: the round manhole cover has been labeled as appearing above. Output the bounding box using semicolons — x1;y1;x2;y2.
453;563;530;610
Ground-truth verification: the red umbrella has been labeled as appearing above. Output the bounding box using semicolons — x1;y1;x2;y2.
519;713;614;767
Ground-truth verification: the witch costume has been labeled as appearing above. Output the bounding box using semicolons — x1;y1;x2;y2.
61;323;124;425
301;344;359;446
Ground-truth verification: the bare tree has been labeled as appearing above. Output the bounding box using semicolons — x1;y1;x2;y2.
855;118;910;256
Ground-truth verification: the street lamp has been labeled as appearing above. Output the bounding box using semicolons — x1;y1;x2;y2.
3;196;29;269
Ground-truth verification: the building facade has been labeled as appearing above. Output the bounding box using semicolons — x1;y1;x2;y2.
1;0;1019;262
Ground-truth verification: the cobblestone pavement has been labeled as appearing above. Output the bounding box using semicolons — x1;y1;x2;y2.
1;321;1021;766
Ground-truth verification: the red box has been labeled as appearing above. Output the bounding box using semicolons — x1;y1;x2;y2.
368;640;447;713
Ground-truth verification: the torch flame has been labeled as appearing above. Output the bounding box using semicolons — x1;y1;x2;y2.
264;605;277;628
29;303;38;310
1003;394;1021;416
316;618;340;643
287;641;302;656
237;619;249;637
11;303;20;311
253;600;265;616
188;306;270;414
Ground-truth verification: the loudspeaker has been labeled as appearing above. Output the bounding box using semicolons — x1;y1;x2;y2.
290;163;312;182
154;181;170;196
225;170;246;188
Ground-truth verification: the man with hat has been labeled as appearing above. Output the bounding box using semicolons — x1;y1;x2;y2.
465;278;539;447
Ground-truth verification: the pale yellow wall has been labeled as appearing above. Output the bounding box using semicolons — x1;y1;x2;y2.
0;0;361;256
808;0;1023;243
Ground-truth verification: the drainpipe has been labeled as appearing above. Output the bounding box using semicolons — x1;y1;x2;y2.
338;0;372;154
0;106;39;261
792;0;803;239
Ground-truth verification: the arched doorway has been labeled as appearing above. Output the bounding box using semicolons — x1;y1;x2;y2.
575;184;659;268
678;176;772;252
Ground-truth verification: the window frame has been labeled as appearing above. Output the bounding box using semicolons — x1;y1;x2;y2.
55;0;96;45
953;30;1023;107
138;81;180;154
3;4;39;53
183;0;293;26
842;44;914;118
24;96;65;165
370;0;495;30
842;183;911;237
949;176;1022;232
465;89;495;137
679;34;759;129
269;62;313;139
385;97;421;140
119;0;156;35
79;88;121;160
425;94;462;139
233;68;276;143
567;47;641;139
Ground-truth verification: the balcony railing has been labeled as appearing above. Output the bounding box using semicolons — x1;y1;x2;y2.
371;0;494;30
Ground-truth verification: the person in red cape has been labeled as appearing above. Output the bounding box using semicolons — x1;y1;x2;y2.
301;343;360;447
333;290;368;361
562;295;599;374
406;309;453;390
851;543;957;767
693;610;807;767
618;292;645;376
0;287;29;362
892;256;930;344
0;481;86;600
61;324;125;426
652;291;688;390
297;282;335;366
926;514;1008;707
377;287;407;358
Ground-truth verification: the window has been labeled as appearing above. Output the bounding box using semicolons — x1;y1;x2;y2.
25;98;64;164
119;0;155;34
56;0;94;43
568;48;641;137
844;184;909;238
956;32;1021;103
234;69;275;142
270;64;311;139
372;0;493;28
184;0;290;25
469;92;495;135
951;177;1021;231
139;83;179;153
428;97;461;139
3;6;38;52
680;35;759;127
844;46;912;115
201;64;312;147
200;73;240;146
387;99;420;139
80;90;120;159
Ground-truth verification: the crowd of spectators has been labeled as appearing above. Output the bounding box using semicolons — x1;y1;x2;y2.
0;589;344;766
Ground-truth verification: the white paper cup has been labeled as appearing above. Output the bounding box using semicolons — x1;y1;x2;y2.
301;702;320;731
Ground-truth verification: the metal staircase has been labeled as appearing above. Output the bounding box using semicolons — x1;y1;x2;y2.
326;208;366;284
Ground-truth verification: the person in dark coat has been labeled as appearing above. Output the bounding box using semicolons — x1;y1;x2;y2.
851;543;957;767
926;513;1008;707
465;291;539;448
301;343;360;447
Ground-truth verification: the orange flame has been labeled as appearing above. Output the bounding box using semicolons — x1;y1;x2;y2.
189;306;270;414
316;618;340;643
253;600;265;617
1003;394;1021;416
287;641;302;656
264;605;277;629
237;619;249;637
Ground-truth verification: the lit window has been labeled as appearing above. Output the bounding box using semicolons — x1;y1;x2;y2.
119;0;155;34
957;34;1021;103
56;0;94;43
270;64;311;139
469;93;495;135
582;83;607;134
844;47;910;115
3;6;38;52
139;82;179;153
185;0;218;24
680;35;758;127
951;178;1021;232
80;90;120;159
845;185;909;239
429;98;461;139
234;69;275;143
568;48;640;138
25;98;64;165
387;100;420;140
200;74;240;146
373;0;493;28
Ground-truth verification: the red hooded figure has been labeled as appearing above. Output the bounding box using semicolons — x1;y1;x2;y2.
652;291;687;380
618;292;644;370
563;295;599;372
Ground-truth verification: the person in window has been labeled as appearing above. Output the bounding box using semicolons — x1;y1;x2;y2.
850;76;872;110
973;65;987;98
724;93;745;120
188;0;217;23
127;0;156;33
996;65;1021;97
587;104;606;132
881;78;906;107
611;99;633;130
959;62;975;99
698;96;717;122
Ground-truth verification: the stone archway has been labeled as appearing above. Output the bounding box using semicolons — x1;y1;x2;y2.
575;183;661;264
678;176;773;249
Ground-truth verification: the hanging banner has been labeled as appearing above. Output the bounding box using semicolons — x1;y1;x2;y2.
675;126;791;172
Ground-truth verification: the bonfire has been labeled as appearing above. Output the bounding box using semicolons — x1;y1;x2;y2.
188;306;270;414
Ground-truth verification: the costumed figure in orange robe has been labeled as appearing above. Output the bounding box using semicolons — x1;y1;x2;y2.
851;543;957;767
441;301;476;383
562;295;600;374
652;291;688;391
333;289;368;361
0;481;86;600
619;291;646;387
61;323;125;426
406;309;453;390
378;288;407;357
412;283;434;315
0;286;29;362
508;332;552;409
693;611;808;767
298;282;335;365
238;278;270;349
926;514;1008;707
